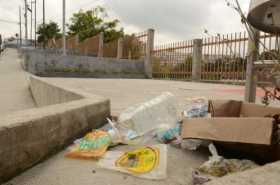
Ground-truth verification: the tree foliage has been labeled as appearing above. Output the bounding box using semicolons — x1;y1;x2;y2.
68;7;124;43
37;21;61;45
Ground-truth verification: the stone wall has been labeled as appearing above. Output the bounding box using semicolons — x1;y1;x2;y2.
22;49;147;79
0;76;110;183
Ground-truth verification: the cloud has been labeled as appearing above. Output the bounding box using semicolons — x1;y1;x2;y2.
0;0;250;44
106;0;250;43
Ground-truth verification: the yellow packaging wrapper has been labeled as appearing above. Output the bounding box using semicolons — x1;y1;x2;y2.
65;130;111;159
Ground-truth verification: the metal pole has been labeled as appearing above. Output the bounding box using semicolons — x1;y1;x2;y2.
43;0;46;48
62;0;66;55
30;1;33;42
19;6;22;46
34;0;37;47
24;0;28;41
245;28;260;102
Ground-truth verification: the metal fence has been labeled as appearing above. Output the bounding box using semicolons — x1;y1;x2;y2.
153;31;280;82
201;32;248;82
152;40;193;79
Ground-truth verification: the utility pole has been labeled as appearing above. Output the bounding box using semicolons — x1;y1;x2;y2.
34;0;37;47
62;0;66;55
43;0;46;48
19;6;22;46
30;1;33;42
24;0;28;42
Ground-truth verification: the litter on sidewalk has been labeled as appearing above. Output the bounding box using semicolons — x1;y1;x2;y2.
65;130;112;159
183;97;208;118
180;97;209;150
98;145;167;180
64;95;280;181
118;92;178;140
192;144;258;184
182;100;280;162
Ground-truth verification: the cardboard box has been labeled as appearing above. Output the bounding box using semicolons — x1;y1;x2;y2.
182;100;280;163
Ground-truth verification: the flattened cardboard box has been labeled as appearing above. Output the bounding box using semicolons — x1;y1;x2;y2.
181;118;274;145
182;100;280;162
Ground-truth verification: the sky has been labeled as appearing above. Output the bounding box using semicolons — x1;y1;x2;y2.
0;0;250;44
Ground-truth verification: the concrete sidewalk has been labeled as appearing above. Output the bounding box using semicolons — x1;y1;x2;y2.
6;77;279;185
0;49;35;116
43;77;270;115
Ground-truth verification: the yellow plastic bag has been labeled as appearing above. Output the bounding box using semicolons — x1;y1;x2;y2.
115;147;159;174
65;130;111;159
98;145;167;180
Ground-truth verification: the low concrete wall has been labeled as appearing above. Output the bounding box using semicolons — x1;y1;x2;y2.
22;49;147;79
0;76;110;183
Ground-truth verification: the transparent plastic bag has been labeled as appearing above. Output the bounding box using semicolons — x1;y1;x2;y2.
183;97;208;118
182;97;209;150
156;121;182;145
118;92;178;137
198;144;259;178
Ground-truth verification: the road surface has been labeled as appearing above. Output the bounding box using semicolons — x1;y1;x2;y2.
0;49;35;116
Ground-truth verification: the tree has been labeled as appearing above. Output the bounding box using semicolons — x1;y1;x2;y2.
37;21;61;46
68;7;124;43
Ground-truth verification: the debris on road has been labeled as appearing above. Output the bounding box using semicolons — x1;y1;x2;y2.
156;121;181;144
65;95;280;181
183;97;208;118
98;145;167;180
118;92;178;139
192;170;211;185
181;97;209;150
181;117;274;145
193;144;258;184
65;130;111;159
182;100;280;162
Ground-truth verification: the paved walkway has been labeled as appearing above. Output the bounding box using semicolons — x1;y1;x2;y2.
44;77;271;115
0;49;35;116
7;77;280;185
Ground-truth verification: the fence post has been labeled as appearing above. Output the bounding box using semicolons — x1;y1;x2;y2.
145;29;155;78
98;32;104;57
117;37;123;59
245;28;260;103
192;39;203;81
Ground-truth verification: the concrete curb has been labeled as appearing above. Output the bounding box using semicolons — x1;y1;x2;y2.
0;75;110;183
